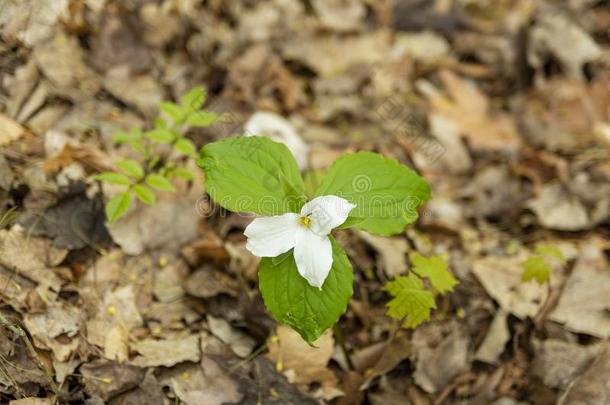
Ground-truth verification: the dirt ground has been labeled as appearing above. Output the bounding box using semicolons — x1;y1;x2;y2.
1;0;610;404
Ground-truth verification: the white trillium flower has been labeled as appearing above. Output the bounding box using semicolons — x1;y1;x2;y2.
244;195;356;289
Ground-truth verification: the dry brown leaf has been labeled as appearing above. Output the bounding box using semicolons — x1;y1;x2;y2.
357;231;408;277
131;335;201;367
169;357;243;405
549;243;610;338
0;113;26;146
0;225;67;291
420;69;521;152
472;253;551;319
413;325;470;394
474;309;510;364
207;316;255;358
558;344;610;404
532;339;603;389
267;325;337;389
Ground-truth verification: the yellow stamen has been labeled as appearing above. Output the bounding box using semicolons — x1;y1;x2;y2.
298;216;312;228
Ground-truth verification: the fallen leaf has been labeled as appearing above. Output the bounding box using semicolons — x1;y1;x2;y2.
413;325;470;393
184;265;240;298
207;316;255;358
0;113;25;147
558;344;610;404
357;231;408;277
267;325;337;389
0;225;67;291
131;335;201;367
419;69;522;152
528;183;595;231
527;13;601;80
80;359;145;401
474;309;510;364
532;339;603;389
549;243;610;338
472;254;549;319
311;0;365;32
169;357;243;405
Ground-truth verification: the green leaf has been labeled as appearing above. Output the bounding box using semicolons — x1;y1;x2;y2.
410;253;458;295
314;152;431;236
174;138;197;157
186;111;218;127
146;128;175;143
95;172;131;186
535;244;566;264
198;136;307;215
172;167;195;180
106;192;131;223
111;131;131;144
116;159;144;179
522;255;551;284
384;273;436;328
159;101;186;123
133;184;156;205
258;238;353;344
145;174;176;192
180;86;206;112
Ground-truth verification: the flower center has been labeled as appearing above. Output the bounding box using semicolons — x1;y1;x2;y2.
298;215;312;228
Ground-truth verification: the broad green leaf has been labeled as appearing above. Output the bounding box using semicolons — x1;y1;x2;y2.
384;273;436;328
146;174;176;192
186;111;218;127
536;244;566;264
198;136;307;215
106;192;131;223
174;138;197;157
522;255;551;284
180;86;206;112
95;172;131;186
133;185;156;205
314;152;431;236
146;128;175;143
116;159;144;179
172;167;195;180
159;101;186;123
258;238;353;344
410;253;458;295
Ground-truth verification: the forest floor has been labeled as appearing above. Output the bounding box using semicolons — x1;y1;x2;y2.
1;0;610;404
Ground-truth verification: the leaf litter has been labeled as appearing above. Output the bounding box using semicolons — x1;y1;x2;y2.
1;0;610;403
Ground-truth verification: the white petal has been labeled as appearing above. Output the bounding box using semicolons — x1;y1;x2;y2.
294;228;333;289
244;213;299;257
300;195;356;235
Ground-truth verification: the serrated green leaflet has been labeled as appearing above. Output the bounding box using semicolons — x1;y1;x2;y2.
258;238;353;344
146;174;176;192
95;172;131;186
384;273;436;328
174;139;197;157
116;159;144;179
314;152;431;236
198;136;307;215
133;185;155;205
410;253;458;295
181;86;206;112
106;192;131;223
